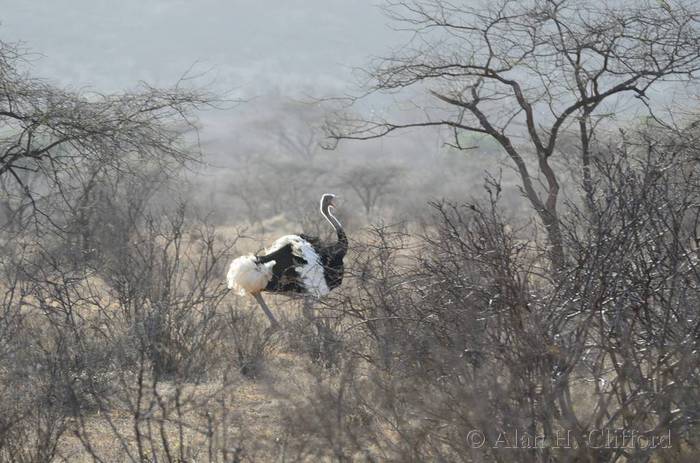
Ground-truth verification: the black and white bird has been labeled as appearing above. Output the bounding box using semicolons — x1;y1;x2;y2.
227;193;347;327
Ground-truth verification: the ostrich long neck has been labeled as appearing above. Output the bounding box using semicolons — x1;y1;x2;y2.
322;204;348;255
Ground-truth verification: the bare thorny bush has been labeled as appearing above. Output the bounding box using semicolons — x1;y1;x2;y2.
279;124;700;462
286;0;700;460
3;1;700;461
4;129;698;461
0;197;290;461
0;37;282;461
226;304;277;379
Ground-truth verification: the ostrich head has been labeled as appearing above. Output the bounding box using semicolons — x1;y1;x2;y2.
320;193;343;232
320;193;337;212
320;192;347;253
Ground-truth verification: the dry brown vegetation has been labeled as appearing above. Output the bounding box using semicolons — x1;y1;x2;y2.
2;1;700;461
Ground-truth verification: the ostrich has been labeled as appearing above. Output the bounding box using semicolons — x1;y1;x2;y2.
226;193;347;328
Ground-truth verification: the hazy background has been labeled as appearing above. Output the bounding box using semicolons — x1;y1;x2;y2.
0;1;528;240
2;2;699;461
1;0;395;93
0;1;685;229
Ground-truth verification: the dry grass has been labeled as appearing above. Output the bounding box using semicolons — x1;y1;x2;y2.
49;321;318;462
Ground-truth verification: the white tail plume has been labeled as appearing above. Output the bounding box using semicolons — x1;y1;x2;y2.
226;255;276;296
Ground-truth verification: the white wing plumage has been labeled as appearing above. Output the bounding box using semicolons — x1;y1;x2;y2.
266;235;329;297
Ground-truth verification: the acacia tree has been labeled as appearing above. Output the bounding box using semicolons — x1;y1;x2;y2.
338;163;403;217
0;39;215;232
282;124;700;461
328;0;700;270
272;100;326;162
0;39;266;460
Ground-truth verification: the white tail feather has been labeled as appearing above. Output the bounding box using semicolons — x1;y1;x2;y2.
226;255;276;296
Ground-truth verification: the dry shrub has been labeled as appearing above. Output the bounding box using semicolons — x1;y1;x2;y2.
226;304;277;378
280;137;700;462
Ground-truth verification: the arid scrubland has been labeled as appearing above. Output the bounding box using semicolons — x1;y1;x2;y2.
2;0;700;462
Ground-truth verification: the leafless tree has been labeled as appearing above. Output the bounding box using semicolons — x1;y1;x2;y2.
272;100;326;162
338;163;403;217
328;0;700;270
283;127;700;460
0;39;215;231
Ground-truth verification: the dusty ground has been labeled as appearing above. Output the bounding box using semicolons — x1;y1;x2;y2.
55;346;313;462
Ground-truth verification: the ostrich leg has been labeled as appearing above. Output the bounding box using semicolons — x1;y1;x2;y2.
302;297;334;364
253;292;280;329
